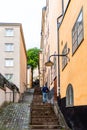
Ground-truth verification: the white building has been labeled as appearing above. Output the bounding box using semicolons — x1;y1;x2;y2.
0;23;27;102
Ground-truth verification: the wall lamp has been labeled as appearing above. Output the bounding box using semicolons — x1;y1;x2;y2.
45;48;70;67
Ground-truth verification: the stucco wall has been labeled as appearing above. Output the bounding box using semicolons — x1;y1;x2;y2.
20;28;27;93
0;89;5;106
44;0;62;90
5;87;13;102
0;87;14;106
59;0;87;106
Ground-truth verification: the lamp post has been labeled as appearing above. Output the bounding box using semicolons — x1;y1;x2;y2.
45;48;70;103
45;48;70;67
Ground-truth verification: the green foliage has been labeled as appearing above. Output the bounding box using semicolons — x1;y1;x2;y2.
27;47;40;69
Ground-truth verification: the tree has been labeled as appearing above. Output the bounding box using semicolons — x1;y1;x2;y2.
27;47;40;87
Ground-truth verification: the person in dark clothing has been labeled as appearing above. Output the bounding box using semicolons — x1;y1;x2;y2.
42;82;49;103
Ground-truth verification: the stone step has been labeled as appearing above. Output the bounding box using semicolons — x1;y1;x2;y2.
31;106;53;110
31;103;51;106
30;129;61;130
31;128;62;130
31;118;58;123
30;124;63;129
33;95;42;98
31;102;52;106
31;111;55;116
31;116;58;120
31;121;59;125
30;87;61;130
33;98;42;100
31;115;57;118
33;97;42;100
32;99;43;102
31;102;44;105
31;111;56;117
34;91;42;94
31;111;54;115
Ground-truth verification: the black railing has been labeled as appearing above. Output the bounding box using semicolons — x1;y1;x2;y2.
0;73;19;92
0;73;6;88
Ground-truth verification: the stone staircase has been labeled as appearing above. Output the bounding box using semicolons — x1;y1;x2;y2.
30;87;65;130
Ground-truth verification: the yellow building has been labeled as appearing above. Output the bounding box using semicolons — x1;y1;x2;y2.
40;0;87;128
58;0;87;128
59;0;87;107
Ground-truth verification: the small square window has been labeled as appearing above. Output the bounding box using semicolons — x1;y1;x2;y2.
5;58;14;67
5;74;13;82
5;43;14;52
5;28;14;36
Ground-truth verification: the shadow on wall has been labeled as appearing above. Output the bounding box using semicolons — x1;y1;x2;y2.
60;97;87;130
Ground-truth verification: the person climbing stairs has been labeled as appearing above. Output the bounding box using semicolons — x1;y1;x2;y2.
30;86;65;130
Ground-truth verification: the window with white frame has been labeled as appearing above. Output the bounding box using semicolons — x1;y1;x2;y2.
62;43;67;70
5;43;14;52
72;9;84;54
5;58;14;67
5;74;13;82
5;28;14;36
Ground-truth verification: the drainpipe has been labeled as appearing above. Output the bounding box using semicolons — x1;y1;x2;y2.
57;14;63;105
62;0;64;15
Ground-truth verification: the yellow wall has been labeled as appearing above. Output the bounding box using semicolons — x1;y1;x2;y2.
44;0;62;91
59;0;87;106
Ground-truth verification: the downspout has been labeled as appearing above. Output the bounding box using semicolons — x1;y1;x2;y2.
62;0;64;15
57;0;64;105
57;14;63;105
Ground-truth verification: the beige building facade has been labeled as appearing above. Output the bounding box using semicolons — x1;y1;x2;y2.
40;0;63;101
40;0;72;100
0;23;27;101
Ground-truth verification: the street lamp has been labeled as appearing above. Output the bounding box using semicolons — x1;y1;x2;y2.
45;48;70;67
45;48;70;104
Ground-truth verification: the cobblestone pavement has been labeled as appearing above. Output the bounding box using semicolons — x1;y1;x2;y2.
0;88;34;130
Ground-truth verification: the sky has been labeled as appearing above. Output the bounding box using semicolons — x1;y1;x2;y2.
0;0;46;50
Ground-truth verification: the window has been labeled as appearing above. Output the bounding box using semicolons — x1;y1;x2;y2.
5;43;14;52
66;84;74;107
5;58;14;67
62;43;67;69
5;28;14;36
72;9;83;54
5;74;13;82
